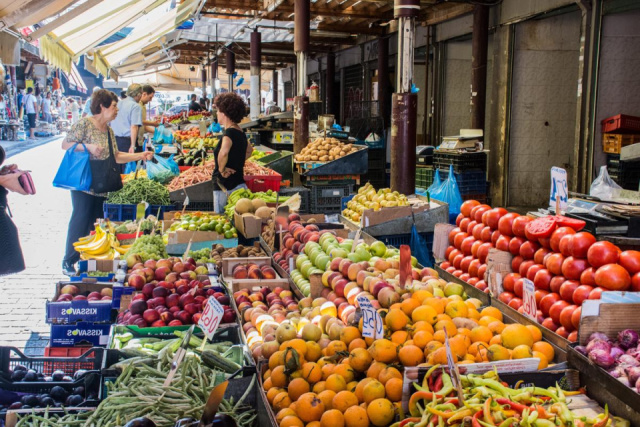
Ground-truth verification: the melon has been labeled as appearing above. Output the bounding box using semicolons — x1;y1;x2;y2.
255;206;272;219
251;198;267;211
235;198;254;214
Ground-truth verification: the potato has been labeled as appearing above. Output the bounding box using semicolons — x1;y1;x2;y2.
329;155;335;161
311;155;319;161
320;155;329;162
339;151;346;156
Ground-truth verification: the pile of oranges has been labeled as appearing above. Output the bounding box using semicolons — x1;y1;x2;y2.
262;288;555;427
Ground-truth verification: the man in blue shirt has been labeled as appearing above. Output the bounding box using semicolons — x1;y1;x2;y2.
82;86;102;118
111;84;143;170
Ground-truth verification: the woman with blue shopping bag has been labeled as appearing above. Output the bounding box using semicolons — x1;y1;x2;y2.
56;90;153;276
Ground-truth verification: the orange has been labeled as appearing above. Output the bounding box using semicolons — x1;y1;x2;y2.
263;377;273;391
533;351;549;369
488;321;506;335
322;364;336;381
448;335;469;359
355;378;375;403
368;339;398;363
457;328;472;340
434;320;457;336
349;338;367;352
470;326;493;343
398;345;424;366
326;340;348;357
386;309;409;331
281;339;308;358
423;297;445;314
468;308;481;320
333;391;359;413
334;363;356;383
436;314;453;323
349;348;373;373
363;380;386;404
480;307;503;321
490;335;502;345
401;298;421;316
479;316;500;327
412;305;438;324
288;378;311;402
532;342;555;363
326;374;348;392
501;324;534;349
271;365;288;388
273;391;292;412
340;327;362;346
378;366;402;385
468;341;485;356
527;325;543;343
412;331;434;349
424;340;443;355
296;392;325;422
428;347;448;365
366;361;387;379
306;342;323;362
280;415;304;427
313;381;327;394
433;330;446;344
321;409;345;427
269;351;284;370
276;408;297;424
302;362;323;384
344;405;370;427
263;369;271;381
366;398;395;427
412;321;435;335
487;344;510;361
511;345;533;360
347;381;358;393
445;300;468;318
391;330;410;345
317;389;336;409
385;377;403;402
267;387;284;405
411;290;433;304
308;422;321;427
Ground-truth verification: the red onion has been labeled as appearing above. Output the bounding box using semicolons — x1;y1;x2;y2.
586;339;612;354
618;354;640;367
611;346;625;360
608;366;625;378
589;332;610;342
618;329;639;350
625;366;640;384
589;349;615;368
575;346;588;356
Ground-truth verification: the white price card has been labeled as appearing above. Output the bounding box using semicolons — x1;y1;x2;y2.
198;296;225;340
522;278;537;321
443;330;464;402
550;167;568;212
356;294;383;339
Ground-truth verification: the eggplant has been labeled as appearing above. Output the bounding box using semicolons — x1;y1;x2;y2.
51;370;65;381
11;370;26;381
174;418;199;427
50;386;68;402
211;414;237;427
124;418;157;427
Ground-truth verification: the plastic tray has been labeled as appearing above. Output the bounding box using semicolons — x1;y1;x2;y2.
244;172;282;192
433;151;487;173
106;323;242;349
0;347;104;380
601;114;640;134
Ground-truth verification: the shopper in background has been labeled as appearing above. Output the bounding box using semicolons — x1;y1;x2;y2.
138;85;159;151
188;94;202;112
0;147;28;276
42;92;53;123
36;90;43;121
120;91;127;100
111;84;143;166
200;97;208;110
211;93;252;213
17;89;24;118
69;98;79;124
58;97;67;121
23;88;38;140
60;89;153;275
82;86;102;118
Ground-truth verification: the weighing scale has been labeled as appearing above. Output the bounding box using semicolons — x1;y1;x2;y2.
416;145;434;166
552;198;629;235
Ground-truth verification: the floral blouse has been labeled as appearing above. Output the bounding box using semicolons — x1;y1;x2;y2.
63;118;118;161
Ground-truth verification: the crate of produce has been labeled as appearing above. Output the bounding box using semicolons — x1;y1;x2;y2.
601;113;640;134
107;323;243;349
602;133;640;154
0;346;104;379
244;172;282;192
50;322;112;348
308;182;354;213
415;166;434;189
102;203;138;221
169;180;215;204
433;150;487;173
278;186;310;213
47;281;120;324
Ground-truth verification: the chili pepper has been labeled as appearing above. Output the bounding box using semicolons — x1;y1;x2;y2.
534;405;550;419
574;420;586;427
483;397;494;425
612;416;631;427
447;409;474;424
428;408;455;419
399;417;421;427
495;398;528;414
550;402;573;425
423;365;442;390
532;420;557;427
527;410;538;425
468;377;514;397
520;409;531;427
591;404;609;427
497;417;518;427
519;387;560;402
434;374;445;392
446;398;460;406
472;411;483;427
410;392;439;417
513;380;524;389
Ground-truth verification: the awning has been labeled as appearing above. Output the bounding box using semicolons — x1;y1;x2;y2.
0;0;76;31
38;0;169;73
123;72;194;91
63;61;87;94
0;31;20;65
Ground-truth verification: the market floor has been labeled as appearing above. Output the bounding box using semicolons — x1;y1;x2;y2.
0;135;70;355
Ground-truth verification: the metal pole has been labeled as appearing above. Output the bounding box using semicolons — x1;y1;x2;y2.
201;68;207;105
326;52;335;115
293;0;310;161
211;57;218;100
390;0;419;195
377;37;389;127
272;70;279;106
471;4;489;130
250;30;261;119
226;50;235;92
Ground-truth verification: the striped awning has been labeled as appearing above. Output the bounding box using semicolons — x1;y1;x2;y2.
63;61;87;93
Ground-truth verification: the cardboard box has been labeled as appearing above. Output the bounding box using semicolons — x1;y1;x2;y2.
578;301;640;345
49;322;111;347
221;256;289;293
167;230;225;244
47;282;119;324
234;210;268;238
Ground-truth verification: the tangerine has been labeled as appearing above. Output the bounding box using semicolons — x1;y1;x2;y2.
480;307;503;321
368;339;398;363
344;406;370;427
533;351;549;369
313;381;327;394
288;378;311;402
321;409;345;427
271;365;288;388
355;378;375;403
333;391;359;413
501;324;534;349
527;325;543;343
363;380;386;404
349;348;373;373
384;377;403;402
411;305;438;324
349;338;367;352
412;321;435;334
386;309;409;331
366;361;387;379
340;327;362;346
400;298;421;316
302;362;323;384
423;297;446;314
532;341;554;363
325;374;348;392
412;331;434;349
276;408;297;424
296;392;325;422
273;391;292;412
334;363;356;383
366;398;395;427
326;340;348;357
378;366;402;385
280;415;304;427
390;330;410;345
398;345;424;366
317;389;336;409
470;326;493;343
511;344;533;359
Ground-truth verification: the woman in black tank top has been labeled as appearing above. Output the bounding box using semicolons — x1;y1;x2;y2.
212;93;253;213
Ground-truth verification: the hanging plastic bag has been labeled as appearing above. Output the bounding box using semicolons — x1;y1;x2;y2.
427;169;443;199
208;122;222;133
124;161;137;175
409;224;433;268
147;154;179;184
438;165;464;223
153;124;174;144
590;165;623;201
52;143;92;191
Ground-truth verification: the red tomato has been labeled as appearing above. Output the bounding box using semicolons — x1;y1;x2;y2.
550;227;576;253
460;200;480;218
519;260;536;278
559;304;578;331
471;240;483;258
467;220;478;235
550;276;566;294
452;270;463;278
491;230;501;246
509;237;526;256
535;289;549;305
589;287;604;300
503;273;520;293
453;254;464;269
475;280;488;291
446;266;457;274
440;261;451;270
445;246;455;260
580;267;596;286
595;263;631;291
540;293;561;316
526;264;544;282
468;259;481;278
448;249;461;264
541;317;559;332
538;237;552;249
619;250;640;275
498;212;520;237
468;277;480;286
508;298;523;310
549;300;570;324
573;285;594;306
495;235;511;252
472;205;492;223
534;248;552;265
519;241;540;260
632;273;640;292
512;216;532;238
514;278;524;297
459;273;471;282
498;292;515;304
568;232;596;259
545;253;565;276
536;310;546;324
482;210;491;227
568;330;578;343
512;256;524;272
525;216;558;241
554;215;586;231
481;226;493;242
453;232;469;250
534;269;553;291
559;280;580;304
571;306;582;330
461;236;476;256
477;243;493;264
459;217;471;232
587;241;620;268
448;227;461;245
472;223;485;240
555;327;570;339
477;264;487;281
561;256;589;280
460;256;474;273
456;214;464;227
485;208;508;230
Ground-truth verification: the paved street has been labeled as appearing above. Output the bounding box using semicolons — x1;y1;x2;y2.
0;135;69;355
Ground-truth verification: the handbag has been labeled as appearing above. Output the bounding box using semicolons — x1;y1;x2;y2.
90;131;123;194
52;143;92;191
18;172;35;195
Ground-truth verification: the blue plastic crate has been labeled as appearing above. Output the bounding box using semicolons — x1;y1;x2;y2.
341;194;355;211
103;203;138;221
437;169;487;195
376;232;434;249
149;204;174;220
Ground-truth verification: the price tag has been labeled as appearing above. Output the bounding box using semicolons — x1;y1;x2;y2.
289;257;295;273
443;329;465;402
486;249;513;297
198;296;225;340
522;278;537;321
351;228;362;253
356;295;383;339
550;167;568;212
136;201;148;221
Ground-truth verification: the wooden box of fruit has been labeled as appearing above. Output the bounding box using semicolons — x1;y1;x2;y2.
221;257;289;293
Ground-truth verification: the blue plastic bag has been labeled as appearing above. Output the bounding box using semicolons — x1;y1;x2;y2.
208;122;221;133
147;154;179;184
439;165;464;223
52;143;92;191
124;162;137;174
427;169;443;199
409;225;433;268
153;124;174;144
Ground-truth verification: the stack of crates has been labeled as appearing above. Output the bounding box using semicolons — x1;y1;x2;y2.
357;139;386;189
415;167;434;190
601;114;640;190
433;151;488;203
306;182;354;214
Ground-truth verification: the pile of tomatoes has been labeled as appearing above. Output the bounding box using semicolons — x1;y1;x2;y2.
442;200;640;342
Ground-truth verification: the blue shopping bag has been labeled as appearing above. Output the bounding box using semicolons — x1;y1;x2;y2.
409;225;433;268
52;143;92;191
124;162;137;174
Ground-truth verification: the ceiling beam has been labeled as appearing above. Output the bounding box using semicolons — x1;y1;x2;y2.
205;0;392;19
421;3;473;25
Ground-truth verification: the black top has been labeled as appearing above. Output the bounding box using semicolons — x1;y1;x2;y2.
212;128;248;191
189;101;202;112
0;187;25;276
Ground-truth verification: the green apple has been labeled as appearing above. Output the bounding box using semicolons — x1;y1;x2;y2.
330;248;349;259
301;261;314;279
296;255;309;270
355;247;372;261
370;241;387;257
444;282;464;297
316;254;330;271
411;256;418;267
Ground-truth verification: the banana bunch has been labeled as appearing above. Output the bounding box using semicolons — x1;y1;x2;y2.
73;225;131;260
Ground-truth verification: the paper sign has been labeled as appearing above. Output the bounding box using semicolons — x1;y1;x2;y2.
183;195;190;207
351;228;362;253
486;249;513;297
433;223;456;262
443;330;465;402
522;278;537;321
489;272;503;299
550;167;568;212
356;294;383;339
198;297;225;340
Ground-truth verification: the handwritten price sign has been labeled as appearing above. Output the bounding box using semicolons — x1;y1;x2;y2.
522;279;537;321
356;295;383;339
198;297;225;340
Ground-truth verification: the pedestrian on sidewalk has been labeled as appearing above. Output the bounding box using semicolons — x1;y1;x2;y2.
0;147;28;276
111;84;143;170
42;92;53;124
60;90;153;275
23;88;38;140
70;98;79;124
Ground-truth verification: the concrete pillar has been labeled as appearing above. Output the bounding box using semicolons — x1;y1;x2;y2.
250;30;261;119
272;70;278;106
293;0;310;157
326;53;335;115
226;50;235;92
471;4;489;130
390;0;419;195
377;37;389;127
